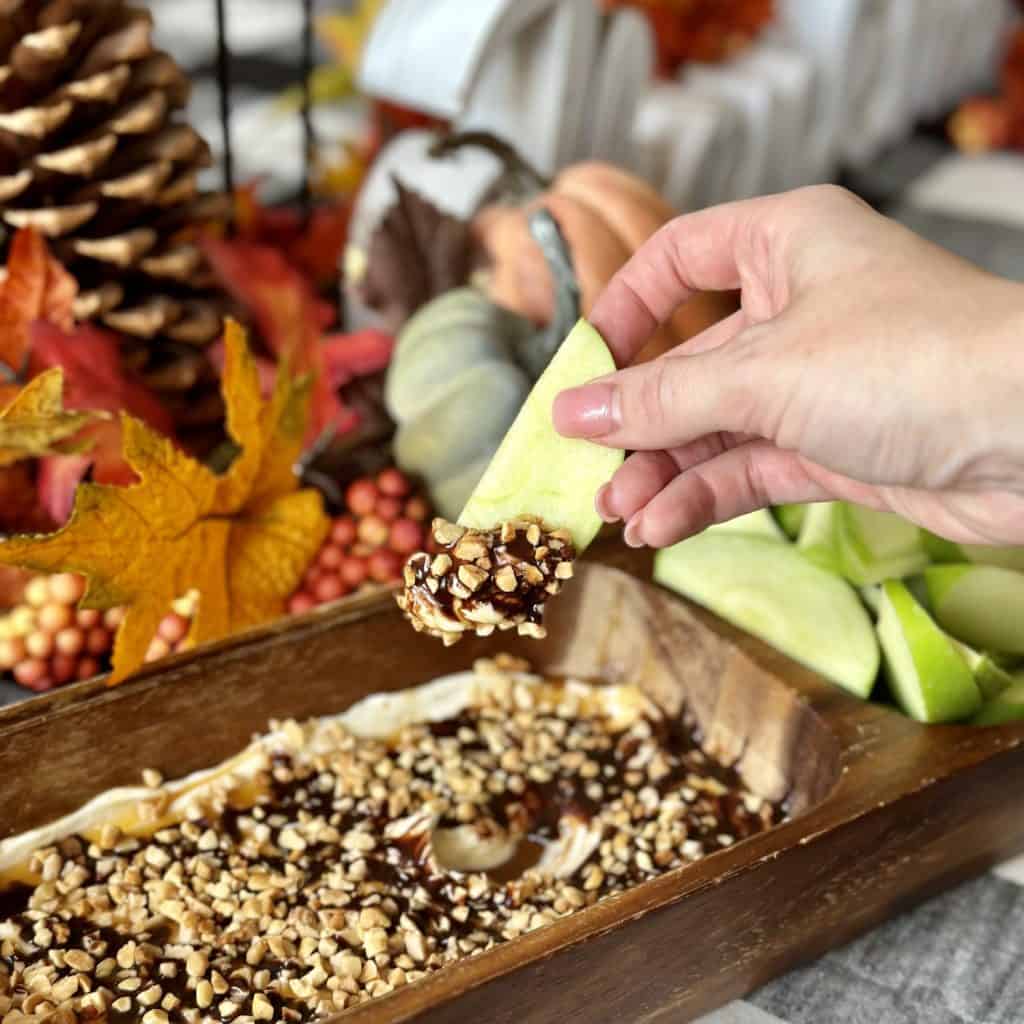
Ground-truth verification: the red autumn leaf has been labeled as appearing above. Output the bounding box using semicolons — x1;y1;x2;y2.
0;228;77;374
202;237;353;440
233;183;351;289
321;329;393;389
30;322;175;523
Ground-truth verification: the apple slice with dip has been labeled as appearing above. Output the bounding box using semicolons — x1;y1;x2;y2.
397;320;624;644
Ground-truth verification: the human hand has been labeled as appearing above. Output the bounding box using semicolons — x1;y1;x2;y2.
552;185;1024;548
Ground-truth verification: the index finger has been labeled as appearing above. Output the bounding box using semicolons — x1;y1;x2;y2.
590;196;769;366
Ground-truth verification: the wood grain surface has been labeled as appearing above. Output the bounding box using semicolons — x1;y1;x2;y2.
2;548;1023;1023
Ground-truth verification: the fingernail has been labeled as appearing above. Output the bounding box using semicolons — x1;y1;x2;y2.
552;382;619;438
596;483;620;523
623;513;645;549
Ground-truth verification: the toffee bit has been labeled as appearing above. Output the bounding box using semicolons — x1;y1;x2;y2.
398;517;577;644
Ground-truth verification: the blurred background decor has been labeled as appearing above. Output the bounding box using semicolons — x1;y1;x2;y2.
0;0;1022;701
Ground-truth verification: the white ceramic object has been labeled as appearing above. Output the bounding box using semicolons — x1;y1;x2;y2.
576;8;656;167
681;61;775;201
774;0;866;183
457;0;601;175
360;0;602;177
631;83;741;211
730;40;818;192
359;0;553;119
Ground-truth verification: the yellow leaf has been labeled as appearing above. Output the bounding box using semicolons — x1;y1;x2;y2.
0;322;329;685
0;369;103;467
316;0;386;72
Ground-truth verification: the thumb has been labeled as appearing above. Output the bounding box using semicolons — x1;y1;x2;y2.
552;333;767;451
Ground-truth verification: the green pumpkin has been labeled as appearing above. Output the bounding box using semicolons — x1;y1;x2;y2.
387;210;579;519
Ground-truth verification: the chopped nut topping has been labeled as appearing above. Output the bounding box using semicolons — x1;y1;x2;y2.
398;517;577;644
0;658;779;1022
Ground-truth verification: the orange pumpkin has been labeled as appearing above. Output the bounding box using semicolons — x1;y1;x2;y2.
438;135;738;362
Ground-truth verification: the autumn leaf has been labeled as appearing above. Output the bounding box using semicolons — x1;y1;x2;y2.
30;322;176;524
0;321;329;685
0;228;76;375
0;369;104;467
202;237;354;440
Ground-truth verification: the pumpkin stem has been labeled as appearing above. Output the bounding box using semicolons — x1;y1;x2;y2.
517;209;580;378
429;131;552;191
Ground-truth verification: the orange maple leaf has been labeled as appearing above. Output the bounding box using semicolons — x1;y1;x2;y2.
0;321;329;685
0;228;76;375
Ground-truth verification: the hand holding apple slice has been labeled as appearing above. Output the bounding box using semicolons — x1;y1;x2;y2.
397;320;624;644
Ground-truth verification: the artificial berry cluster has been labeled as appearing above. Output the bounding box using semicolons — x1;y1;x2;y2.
0;466;431;693
0;576;196;693
288;466;432;613
0;574;117;691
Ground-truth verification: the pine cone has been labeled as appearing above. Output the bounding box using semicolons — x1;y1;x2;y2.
0;0;230;406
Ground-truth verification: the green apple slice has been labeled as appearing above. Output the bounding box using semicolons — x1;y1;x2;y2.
654;532;879;698
835;505;928;585
971;674;1024;725
706;508;786;542
796;501;842;573
951;640;1015;700
876;580;981;723
922;531;1024;572
774;503;806;539
925;565;1024;655
458;319;624;551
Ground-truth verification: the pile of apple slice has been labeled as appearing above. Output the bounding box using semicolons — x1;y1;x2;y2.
656;504;1024;725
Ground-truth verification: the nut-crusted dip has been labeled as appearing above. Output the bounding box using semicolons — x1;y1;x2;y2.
397;517;576;645
0;656;781;1023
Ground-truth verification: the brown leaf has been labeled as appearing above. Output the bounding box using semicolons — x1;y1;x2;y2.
360;178;477;330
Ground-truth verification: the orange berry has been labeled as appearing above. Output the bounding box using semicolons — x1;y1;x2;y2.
157;613;189;645
76;608;101;629
77;657;100;681
0;636;26;671
377;467;411;498
47;573;85;605
13;658;48;688
24;631;54;660
51;653;78;685
54;627;85;657
345;478;378;517
24;577;50;608
37;603;73;634
288;592;316;615
103;607;125;630
86;627;111;656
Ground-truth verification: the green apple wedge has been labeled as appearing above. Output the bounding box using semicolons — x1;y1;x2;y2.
459;319;624;551
774;503;807;539
876;580;981;723
922;532;1024;572
796;502;842;573
952;641;1015;700
925;565;1024;656
654;532;879;698
836;505;928;585
705;508;786;542
972;674;1024;725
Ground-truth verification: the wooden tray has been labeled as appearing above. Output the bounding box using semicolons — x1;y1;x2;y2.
2;554;1024;1023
